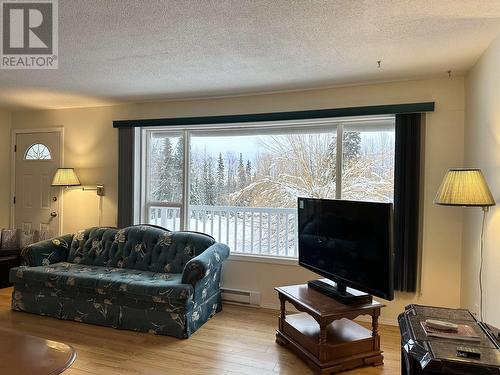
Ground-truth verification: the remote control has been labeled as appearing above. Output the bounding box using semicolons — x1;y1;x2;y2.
457;346;481;359
425;319;459;331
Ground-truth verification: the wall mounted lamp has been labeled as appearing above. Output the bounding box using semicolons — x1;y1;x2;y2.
51;168;104;196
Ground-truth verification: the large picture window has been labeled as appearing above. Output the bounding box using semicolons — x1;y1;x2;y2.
140;116;395;259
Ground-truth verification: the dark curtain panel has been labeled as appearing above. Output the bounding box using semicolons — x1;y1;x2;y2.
394;113;422;292
117;127;135;228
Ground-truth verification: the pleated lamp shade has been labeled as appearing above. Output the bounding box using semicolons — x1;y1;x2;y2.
434;168;495;207
51;168;81;186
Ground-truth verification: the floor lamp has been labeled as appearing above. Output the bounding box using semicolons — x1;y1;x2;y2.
434;168;495;322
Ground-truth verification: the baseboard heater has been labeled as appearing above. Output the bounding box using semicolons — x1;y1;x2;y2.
221;287;261;306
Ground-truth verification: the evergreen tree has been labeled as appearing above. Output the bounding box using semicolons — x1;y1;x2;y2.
172;139;184;202
343;131;361;164
225;152;237;195
205;158;216;205
189;171;200;205
326;136;337;182
158;137;174;201
238;153;246;189
216;153;225;204
149;138;162;201
173;139;183;169
226;158;233;194
202;155;208;203
189;153;202;205
246;160;252;183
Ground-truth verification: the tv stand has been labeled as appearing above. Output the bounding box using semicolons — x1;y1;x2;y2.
308;279;373;305
275;283;385;374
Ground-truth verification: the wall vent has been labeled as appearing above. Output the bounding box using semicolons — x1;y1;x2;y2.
221;287;261;306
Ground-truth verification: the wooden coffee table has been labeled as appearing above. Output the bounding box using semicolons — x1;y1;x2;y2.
275;282;385;374
0;327;76;375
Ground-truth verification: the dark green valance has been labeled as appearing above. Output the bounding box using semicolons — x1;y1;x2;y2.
113;102;434;128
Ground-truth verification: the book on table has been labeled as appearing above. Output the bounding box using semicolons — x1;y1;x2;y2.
420;321;481;342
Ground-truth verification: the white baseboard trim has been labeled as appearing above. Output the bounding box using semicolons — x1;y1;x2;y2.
222;300;264;309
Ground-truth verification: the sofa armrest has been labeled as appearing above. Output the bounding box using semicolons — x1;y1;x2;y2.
181;243;230;286
21;233;73;267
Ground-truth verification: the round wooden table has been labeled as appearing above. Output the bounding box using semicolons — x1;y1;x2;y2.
0;327;76;375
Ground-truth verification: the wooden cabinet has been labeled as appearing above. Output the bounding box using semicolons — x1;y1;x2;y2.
275;281;385;374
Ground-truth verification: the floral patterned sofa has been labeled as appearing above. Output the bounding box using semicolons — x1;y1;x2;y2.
9;225;230;338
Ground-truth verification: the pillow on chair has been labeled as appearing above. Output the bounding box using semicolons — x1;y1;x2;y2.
1;229;41;252
0;229;21;251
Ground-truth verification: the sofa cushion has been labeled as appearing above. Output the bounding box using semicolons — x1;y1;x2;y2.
10;262;194;306
66;226;216;273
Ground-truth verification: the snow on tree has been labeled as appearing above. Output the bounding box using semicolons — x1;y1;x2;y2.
225;152;237;193
205;157;216;205
343;131;361;165
154;130;393;210
150;137;176;202
189;149;204;205
237;153;246;189
171;138;184;202
216;152;225;204
230;134;337;207
227;131;392;207
342;150;394;202
246;160;252;183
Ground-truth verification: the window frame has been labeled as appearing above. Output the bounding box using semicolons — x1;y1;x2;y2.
138;115;395;260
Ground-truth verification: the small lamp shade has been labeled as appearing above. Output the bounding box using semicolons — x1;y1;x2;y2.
434;168;495;207
51;168;81;186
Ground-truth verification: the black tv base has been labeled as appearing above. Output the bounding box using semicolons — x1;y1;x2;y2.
307;279;373;305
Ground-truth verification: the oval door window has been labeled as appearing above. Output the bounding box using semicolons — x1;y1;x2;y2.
24;143;52;160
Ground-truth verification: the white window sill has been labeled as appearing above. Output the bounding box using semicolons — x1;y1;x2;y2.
227;253;299;266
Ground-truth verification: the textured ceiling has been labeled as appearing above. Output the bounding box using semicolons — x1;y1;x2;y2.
1;0;500;110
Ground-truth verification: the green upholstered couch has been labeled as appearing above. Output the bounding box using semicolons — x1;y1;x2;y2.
9;225;230;338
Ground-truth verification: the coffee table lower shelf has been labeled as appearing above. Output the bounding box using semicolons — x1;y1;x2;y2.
276;313;383;375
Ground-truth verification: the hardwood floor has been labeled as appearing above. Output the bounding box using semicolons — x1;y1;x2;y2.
0;287;401;374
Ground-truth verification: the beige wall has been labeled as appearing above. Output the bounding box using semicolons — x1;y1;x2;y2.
0;110;12;228
10;76;465;323
463;34;500;327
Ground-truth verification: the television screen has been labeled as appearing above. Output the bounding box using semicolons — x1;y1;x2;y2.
298;197;394;300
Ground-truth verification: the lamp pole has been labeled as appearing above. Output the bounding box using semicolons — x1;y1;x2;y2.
479;206;489;322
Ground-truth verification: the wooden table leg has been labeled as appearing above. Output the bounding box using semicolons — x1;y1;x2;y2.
372;310;382;355
278;294;286;331
318;320;328;362
372;312;379;337
279;294;286;320
319;324;327;345
276;293;287;346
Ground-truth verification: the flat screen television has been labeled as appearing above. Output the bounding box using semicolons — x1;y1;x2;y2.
298;197;394;302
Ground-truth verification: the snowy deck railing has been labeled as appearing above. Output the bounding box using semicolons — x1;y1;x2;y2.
148;205;298;258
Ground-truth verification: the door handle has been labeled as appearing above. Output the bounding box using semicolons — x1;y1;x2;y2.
50;212;58;217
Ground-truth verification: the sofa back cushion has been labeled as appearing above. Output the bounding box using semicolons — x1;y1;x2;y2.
67;225;216;273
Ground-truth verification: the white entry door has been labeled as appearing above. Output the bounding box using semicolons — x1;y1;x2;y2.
14;132;62;236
